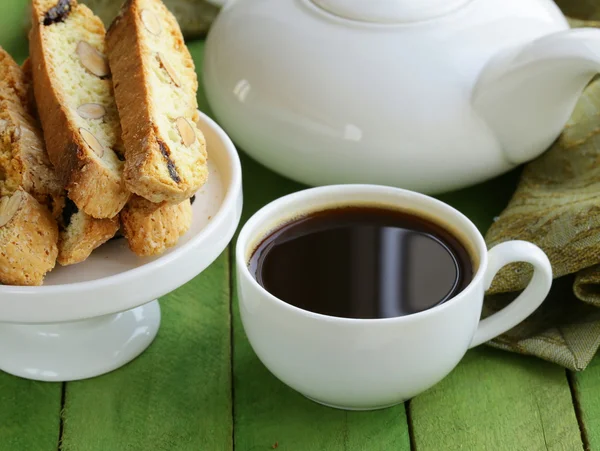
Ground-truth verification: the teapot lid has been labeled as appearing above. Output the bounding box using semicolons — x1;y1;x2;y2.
309;0;471;23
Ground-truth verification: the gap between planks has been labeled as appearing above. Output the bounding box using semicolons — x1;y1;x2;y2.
57;382;66;451
405;401;416;451
567;370;591;451
229;244;236;451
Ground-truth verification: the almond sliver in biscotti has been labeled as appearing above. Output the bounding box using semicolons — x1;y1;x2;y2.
107;0;208;205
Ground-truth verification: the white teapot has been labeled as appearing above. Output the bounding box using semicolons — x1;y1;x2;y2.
203;0;600;193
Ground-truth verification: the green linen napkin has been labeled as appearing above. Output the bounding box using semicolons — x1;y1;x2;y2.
556;0;600;21
483;52;600;370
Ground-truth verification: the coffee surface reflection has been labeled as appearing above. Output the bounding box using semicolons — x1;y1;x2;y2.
249;206;473;319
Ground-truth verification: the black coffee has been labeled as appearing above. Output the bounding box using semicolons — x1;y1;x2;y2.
249;206;473;319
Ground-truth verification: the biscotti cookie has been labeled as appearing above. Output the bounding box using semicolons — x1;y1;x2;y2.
0;103;64;214
0;49;29;107
58;197;119;265
107;0;208;205
30;0;130;219
120;195;192;256
0;189;58;286
0;47;64;217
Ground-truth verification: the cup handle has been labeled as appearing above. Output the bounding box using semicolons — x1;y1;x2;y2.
469;240;553;349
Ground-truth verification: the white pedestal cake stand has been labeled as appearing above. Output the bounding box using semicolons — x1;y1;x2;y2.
0;112;243;382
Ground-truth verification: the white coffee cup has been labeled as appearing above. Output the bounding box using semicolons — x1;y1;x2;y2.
236;185;552;410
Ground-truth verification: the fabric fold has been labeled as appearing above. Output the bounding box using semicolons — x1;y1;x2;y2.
483;75;600;370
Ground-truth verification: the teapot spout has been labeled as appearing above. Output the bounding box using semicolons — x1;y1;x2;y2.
473;28;600;165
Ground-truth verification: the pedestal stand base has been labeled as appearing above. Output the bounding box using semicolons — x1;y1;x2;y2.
0;300;160;382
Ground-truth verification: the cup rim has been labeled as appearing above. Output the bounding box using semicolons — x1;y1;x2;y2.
236;184;489;324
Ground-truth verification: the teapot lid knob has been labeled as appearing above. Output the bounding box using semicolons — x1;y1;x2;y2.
309;0;471;23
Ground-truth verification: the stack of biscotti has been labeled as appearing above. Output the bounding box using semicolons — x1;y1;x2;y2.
0;45;125;284
30;0;128;267
0;51;59;285
0;49;59;284
31;0;200;255
0;0;206;285
30;0;208;262
0;49;55;284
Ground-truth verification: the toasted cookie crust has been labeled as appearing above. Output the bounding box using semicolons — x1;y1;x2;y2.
58;197;119;265
0;49;30;107
0;189;58;286
121;194;192;256
107;0;208;205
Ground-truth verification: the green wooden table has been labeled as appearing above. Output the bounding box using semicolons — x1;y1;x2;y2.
1;2;599;450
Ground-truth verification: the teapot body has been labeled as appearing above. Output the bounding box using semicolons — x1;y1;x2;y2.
204;0;568;193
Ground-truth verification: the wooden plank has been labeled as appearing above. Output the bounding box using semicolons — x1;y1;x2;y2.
60;252;233;451
570;356;600;450
0;375;62;451
0;3;63;451
232;154;411;451
410;348;583;451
